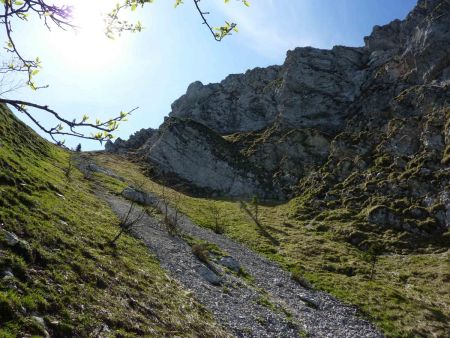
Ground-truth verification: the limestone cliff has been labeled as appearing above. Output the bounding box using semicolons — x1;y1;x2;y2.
106;0;449;245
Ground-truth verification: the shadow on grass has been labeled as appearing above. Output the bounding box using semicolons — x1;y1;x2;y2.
239;201;280;246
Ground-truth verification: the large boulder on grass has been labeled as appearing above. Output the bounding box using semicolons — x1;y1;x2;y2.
121;187;157;206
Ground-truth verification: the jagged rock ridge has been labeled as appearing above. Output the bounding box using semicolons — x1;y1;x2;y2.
105;127;157;153
106;0;449;247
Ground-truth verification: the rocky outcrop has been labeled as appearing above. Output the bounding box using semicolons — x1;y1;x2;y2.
227;125;331;194
122;186;158;206
139;118;282;199
364;0;450;84
106;0;450;244
170;46;367;134
299;82;450;249
170;66;281;134
105;127;156;153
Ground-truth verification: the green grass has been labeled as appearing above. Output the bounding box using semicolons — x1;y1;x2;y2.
92;152;450;338
256;294;277;312
0;105;229;337
183;235;228;258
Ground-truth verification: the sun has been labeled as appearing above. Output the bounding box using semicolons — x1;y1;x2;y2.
47;0;126;71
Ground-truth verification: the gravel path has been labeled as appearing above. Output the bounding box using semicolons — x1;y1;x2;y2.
98;188;383;338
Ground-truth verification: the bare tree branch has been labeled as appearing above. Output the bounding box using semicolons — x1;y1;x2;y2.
0;97;138;145
0;0;247;144
110;198;147;245
193;0;236;41
1;0;74;89
106;0;239;41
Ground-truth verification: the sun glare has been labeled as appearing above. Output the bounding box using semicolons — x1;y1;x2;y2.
47;0;126;71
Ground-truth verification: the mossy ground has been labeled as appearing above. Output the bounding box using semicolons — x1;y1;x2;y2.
0;106;229;337
92;152;450;338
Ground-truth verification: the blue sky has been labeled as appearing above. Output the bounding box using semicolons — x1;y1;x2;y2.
2;0;417;150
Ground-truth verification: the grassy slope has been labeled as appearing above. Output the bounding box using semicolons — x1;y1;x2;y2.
0;105;229;337
92;152;450;338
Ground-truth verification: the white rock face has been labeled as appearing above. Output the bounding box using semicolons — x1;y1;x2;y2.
170;66;281;134
141;119;283;199
107;0;450;203
275;46;367;132
170;46;367;134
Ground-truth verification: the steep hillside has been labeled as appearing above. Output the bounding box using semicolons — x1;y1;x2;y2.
0;105;228;337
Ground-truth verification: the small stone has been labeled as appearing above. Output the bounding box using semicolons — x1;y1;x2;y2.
197;265;222;286
3;230;19;246
31;316;50;338
299;295;319;309
367;206;399;227
419;168;432;176
32;316;45;326
1;230;32;261
2;268;14;279
218;256;241;272
407;207;428;219
122;187;157;206
55;192;65;200
273;278;283;287
101;324;111;333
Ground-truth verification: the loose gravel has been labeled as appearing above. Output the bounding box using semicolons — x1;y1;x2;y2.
89;174;383;338
100;189;383;338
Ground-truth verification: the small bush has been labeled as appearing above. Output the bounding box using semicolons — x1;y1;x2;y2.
165;216;178;236
0;291;18;322
362;243;383;280
213;222;225;234
291;266;312;289
237;267;254;283
192;244;209;264
22;317;48;336
399;273;409;284
209;201;225;234
64;159;73;181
